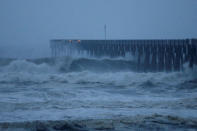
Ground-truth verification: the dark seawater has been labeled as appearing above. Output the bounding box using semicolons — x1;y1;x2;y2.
0;57;197;131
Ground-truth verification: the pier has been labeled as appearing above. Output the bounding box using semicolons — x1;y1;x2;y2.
50;39;197;72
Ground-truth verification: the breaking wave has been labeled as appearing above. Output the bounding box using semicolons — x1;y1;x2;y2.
0;57;197;131
0;57;196;90
1;56;196;73
0;56;137;73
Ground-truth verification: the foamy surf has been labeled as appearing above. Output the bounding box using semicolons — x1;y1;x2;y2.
0;57;197;130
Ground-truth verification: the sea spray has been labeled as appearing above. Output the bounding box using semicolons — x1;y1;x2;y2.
0;57;197;131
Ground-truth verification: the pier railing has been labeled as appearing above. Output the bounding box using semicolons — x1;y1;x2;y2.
50;39;197;72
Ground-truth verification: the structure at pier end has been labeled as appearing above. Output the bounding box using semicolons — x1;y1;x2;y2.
50;39;197;72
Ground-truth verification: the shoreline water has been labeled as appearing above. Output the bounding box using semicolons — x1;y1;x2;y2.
0;57;197;130
1;114;197;131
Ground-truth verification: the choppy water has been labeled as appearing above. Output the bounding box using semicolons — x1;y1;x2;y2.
0;57;197;131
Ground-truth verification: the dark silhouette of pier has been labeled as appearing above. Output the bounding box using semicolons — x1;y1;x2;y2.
50;39;197;72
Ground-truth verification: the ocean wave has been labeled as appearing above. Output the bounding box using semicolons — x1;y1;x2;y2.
0;57;196;89
1;56;197;74
0;57;137;73
0;114;197;131
0;70;196;91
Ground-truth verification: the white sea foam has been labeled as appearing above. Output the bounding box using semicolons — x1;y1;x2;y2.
1;60;55;73
0;58;196;87
0;58;197;124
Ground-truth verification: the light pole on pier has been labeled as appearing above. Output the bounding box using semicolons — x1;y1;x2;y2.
104;24;106;41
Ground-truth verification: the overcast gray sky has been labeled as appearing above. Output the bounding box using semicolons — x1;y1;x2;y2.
0;0;197;58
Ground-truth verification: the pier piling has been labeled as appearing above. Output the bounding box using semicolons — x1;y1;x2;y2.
50;39;197;72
